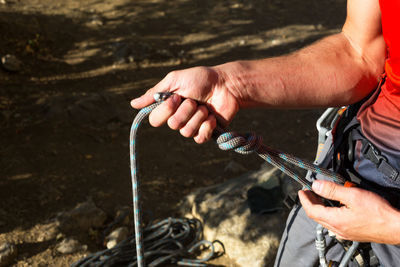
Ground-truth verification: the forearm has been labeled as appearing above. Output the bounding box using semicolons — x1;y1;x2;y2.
214;32;384;109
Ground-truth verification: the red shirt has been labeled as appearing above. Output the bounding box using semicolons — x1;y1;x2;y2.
357;0;400;153
381;0;400;87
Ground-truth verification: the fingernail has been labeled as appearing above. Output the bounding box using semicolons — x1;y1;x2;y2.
312;180;322;193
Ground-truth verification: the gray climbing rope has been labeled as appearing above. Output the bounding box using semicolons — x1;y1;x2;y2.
129;92;347;266
129;92;219;267
73;91;350;267
212;128;345;189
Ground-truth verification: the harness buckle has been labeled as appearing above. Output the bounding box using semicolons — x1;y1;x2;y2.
361;141;400;181
362;142;385;164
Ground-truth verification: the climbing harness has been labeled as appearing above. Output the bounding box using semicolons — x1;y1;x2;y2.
310;76;394;267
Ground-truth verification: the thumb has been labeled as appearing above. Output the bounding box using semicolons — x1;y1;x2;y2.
131;83;164;109
312;180;352;204
130;90;156;109
131;72;175;109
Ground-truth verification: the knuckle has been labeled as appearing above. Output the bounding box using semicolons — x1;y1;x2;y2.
167;116;181;130
145;87;154;95
165;98;178;111
208;115;217;128
198;105;209;117
347;191;358;204
194;135;205;144
180;127;194;138
148;113;161;127
166;70;177;80
326;185;337;199
183;98;197;109
197;137;207;144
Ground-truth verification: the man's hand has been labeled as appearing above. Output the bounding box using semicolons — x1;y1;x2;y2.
299;180;400;244
130;66;240;144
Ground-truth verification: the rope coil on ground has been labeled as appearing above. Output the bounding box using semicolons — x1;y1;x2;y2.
71;218;219;267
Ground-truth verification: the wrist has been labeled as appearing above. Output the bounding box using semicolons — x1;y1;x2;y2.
214;58;289;108
213;61;251;108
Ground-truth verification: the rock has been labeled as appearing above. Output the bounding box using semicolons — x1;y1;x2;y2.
270;39;282;46
0;242;17;267
1;55;22;72
36;221;60;242
180;165;299;267
56;238;87;254
0;0;6;4
105;227;129;249
56;233;65;241
224;161;247;174
156;49;173;59
57;199;107;232
88;15;104;26
112;42;134;64
114;206;131;226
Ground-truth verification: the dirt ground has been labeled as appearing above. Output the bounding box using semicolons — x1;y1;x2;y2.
0;0;346;266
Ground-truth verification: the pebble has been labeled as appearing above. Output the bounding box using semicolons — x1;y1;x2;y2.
114;206;130;226
105;227;129;249
56;238;87;254
1;55;22;72
0;242;17;267
88;15;104;26
56;233;65;241
112;42;133;64
270;39;282;46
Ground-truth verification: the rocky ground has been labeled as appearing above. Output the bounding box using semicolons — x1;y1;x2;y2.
0;0;346;266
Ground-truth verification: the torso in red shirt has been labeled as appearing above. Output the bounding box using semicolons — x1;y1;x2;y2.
357;0;400;153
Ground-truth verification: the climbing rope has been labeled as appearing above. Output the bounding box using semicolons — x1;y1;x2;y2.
212;128;345;189
74;91;350;267
71;217;218;267
130;92;348;267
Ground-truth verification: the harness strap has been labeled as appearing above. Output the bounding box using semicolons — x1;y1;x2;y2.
361;140;400;182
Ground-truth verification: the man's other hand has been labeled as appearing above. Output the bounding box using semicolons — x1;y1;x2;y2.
299;180;400;245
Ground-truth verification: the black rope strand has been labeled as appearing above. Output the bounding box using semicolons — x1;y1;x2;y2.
71;218;218;267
